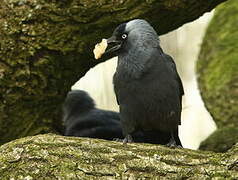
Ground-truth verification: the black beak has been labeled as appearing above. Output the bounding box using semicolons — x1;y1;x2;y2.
105;36;122;54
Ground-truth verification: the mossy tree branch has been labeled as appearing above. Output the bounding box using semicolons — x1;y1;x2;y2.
0;134;237;179
197;0;238;152
0;0;227;144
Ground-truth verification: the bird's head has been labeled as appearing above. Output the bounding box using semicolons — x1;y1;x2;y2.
105;19;160;56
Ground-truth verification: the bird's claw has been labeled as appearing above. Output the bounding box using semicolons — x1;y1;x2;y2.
166;139;182;148
123;134;133;145
113;135;133;145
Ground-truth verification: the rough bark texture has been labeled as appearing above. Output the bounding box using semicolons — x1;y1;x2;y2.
197;0;238;152
0;134;237;179
0;0;227;144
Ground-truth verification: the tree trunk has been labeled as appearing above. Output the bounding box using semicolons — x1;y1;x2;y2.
197;0;238;152
0;134;237;179
0;0;227;144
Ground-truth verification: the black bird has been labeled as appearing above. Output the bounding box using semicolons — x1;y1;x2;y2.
62;90;173;145
63;90;123;140
104;19;184;147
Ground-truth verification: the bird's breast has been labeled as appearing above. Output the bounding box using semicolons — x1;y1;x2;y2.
113;68;181;132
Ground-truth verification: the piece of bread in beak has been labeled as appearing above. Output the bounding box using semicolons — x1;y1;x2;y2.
93;39;108;59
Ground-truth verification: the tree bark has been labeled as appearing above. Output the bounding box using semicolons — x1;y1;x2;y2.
197;0;238;152
0;0;227;144
0;134;237;179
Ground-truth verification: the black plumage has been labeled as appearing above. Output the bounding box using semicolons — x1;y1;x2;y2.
63;90;123;140
105;19;184;147
62;90;174;145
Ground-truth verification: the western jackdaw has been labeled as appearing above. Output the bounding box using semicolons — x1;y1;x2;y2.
63;90;123;140
62;90;174;145
104;19;184;147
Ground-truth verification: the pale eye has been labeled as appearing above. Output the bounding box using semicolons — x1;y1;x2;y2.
121;34;127;39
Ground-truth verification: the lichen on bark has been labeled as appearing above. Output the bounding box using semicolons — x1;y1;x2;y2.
0;134;237;179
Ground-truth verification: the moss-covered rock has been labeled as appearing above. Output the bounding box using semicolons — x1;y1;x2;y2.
0;134;237;179
200;127;238;153
197;0;238;128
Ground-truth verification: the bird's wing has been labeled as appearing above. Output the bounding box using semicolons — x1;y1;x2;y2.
99;110;121;121
164;54;184;125
114;88;120;105
113;74;120;105
164;54;184;97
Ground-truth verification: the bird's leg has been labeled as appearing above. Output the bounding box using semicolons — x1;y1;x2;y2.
113;134;133;143
166;131;182;148
123;134;133;145
166;131;177;148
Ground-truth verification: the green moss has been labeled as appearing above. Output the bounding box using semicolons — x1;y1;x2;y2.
199;127;238;153
197;0;238;128
0;0;110;144
164;0;186;9
128;165;159;174
113;154;138;162
0;134;237;179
